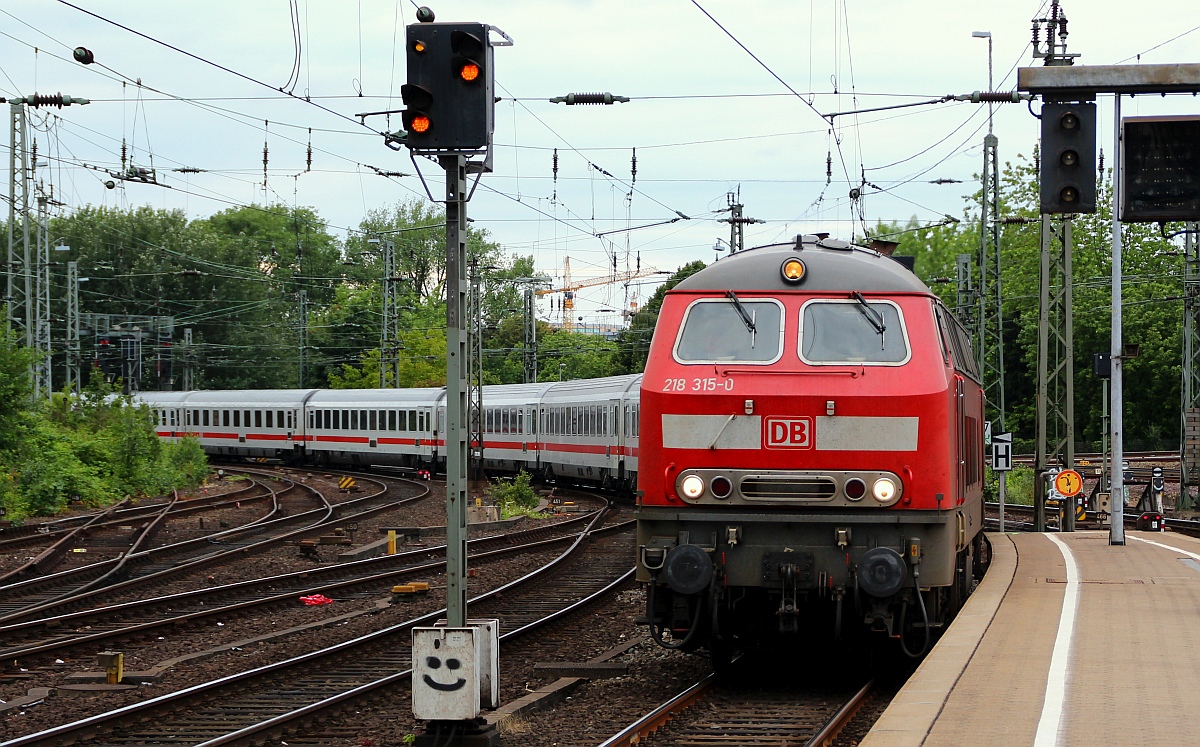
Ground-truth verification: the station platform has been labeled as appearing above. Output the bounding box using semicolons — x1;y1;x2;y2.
862;528;1200;747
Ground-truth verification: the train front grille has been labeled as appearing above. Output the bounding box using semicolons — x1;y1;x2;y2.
739;475;836;501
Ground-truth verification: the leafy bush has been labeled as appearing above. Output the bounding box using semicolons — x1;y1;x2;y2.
485;471;540;517
0;372;209;519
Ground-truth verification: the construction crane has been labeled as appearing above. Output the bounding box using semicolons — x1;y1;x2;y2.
536;256;664;331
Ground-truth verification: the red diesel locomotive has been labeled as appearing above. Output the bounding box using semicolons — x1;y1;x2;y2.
636;235;987;660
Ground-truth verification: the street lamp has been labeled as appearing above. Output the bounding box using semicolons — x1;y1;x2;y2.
558;363;566;381
971;31;993;134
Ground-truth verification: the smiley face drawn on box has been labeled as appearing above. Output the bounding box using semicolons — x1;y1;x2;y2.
422;641;467;692
412;627;480;721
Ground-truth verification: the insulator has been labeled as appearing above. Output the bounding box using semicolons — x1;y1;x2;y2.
552;148;558;182
631;148;637;184
558;92;626;105
973;91;1026;103
121;139;127;169
825;153;832;185
306;128;312;172
29;93;65;108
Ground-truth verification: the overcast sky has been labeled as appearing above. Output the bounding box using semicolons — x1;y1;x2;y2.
3;1;1199;324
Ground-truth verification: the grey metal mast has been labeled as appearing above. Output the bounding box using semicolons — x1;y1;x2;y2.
380;239;402;387
1182;224;1200;510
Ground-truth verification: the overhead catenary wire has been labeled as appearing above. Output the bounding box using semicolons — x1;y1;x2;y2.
53;0;388;135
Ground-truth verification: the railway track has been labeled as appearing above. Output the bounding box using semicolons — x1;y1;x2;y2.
0;469;418;625
1;511;634;747
598;665;873;747
0;477;272;560
0;506;608;663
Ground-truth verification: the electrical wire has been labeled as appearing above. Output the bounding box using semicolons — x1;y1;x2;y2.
54;0;387;135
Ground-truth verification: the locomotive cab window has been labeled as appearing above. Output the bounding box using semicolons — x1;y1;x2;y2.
673;297;784;364
798;298;910;365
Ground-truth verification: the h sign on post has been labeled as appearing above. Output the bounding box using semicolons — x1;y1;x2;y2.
992;432;1013;472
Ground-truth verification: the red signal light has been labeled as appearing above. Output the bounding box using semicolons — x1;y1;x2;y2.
459;63;480;82
410;114;431;133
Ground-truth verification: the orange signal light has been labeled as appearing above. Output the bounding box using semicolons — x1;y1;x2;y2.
459;63;480;82
413;40;426;53
410;115;431;133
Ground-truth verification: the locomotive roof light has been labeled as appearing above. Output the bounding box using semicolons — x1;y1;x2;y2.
781;257;807;283
872;477;899;503
680;474;705;500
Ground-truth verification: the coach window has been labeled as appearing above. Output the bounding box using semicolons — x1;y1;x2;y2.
265;411;273;429
369;410;376;430
244;410;251;427
233;410;240;428
254;410;262;428
674;297;784;364
201;410;208;427
799;299;910;365
221;410;229;426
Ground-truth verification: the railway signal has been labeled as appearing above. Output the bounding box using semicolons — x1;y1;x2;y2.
402;19;494;151
1040;102;1097;213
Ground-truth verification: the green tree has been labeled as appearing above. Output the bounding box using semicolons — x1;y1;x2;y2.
614;260;707;374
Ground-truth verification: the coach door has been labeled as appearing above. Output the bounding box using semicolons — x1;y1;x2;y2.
956;377;966;505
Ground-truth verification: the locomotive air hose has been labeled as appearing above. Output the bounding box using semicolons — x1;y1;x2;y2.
898;569;931;659
647;575;703;650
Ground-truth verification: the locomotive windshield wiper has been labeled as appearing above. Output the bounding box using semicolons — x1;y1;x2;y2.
725;290;757;347
852;291;886;349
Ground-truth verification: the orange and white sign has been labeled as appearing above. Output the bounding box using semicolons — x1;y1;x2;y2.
1054;469;1084;497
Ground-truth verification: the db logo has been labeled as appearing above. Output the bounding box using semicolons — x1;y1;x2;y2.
766;417;813;449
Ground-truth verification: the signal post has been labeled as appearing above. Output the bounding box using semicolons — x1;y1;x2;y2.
379;8;509;745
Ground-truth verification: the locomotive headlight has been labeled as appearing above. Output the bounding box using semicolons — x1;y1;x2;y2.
872;477;898;503
680;475;706;499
